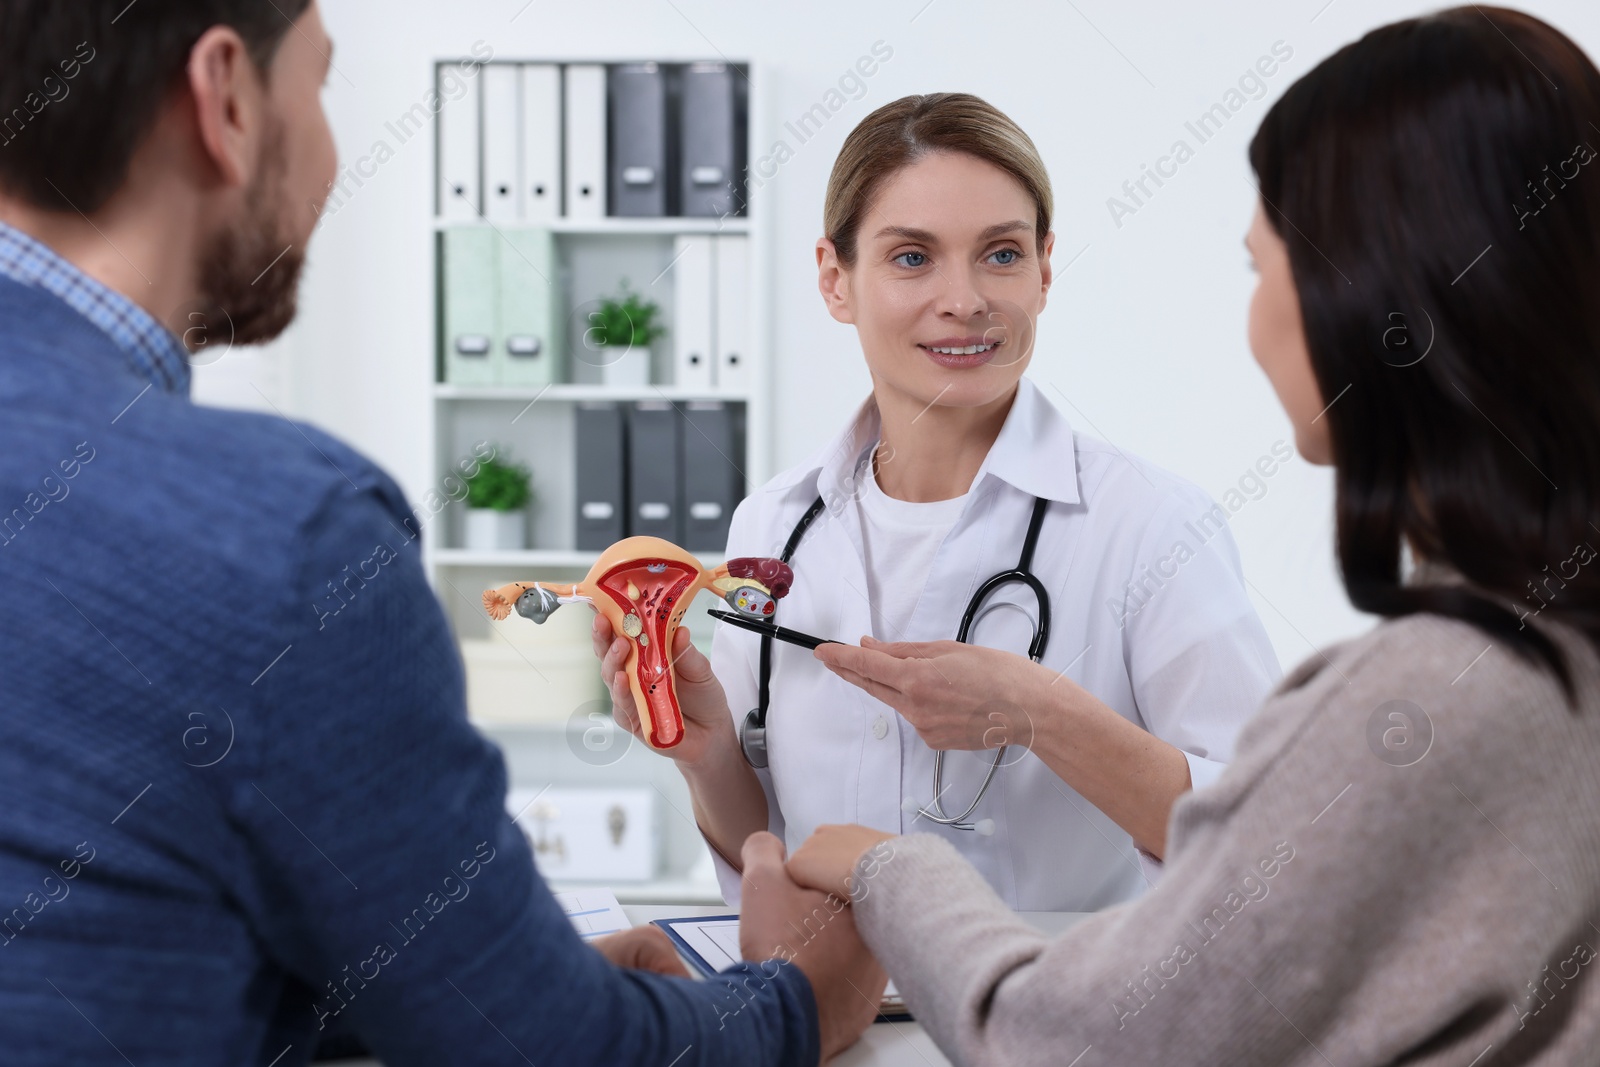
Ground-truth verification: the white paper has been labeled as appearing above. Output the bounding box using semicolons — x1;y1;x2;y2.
663;917;901;1002
555;888;632;940
669;915;743;970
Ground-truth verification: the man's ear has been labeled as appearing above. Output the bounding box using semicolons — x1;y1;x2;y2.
816;238;856;326
186;26;266;189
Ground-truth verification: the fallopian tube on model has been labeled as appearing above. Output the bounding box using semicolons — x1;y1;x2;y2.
482;537;792;749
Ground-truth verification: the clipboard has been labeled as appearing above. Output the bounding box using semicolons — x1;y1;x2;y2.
651;914;911;1023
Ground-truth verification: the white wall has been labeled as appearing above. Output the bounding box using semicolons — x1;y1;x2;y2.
199;0;1600;673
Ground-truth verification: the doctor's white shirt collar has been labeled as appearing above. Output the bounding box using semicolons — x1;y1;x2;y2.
767;376;1084;508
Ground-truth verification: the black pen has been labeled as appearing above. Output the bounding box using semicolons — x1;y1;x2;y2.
706;609;839;651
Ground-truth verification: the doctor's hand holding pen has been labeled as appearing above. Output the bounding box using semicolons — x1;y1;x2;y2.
814;636;1193;859
590;610;773;870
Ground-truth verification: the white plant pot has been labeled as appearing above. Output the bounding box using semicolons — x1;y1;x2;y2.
600;344;653;387
465;508;526;552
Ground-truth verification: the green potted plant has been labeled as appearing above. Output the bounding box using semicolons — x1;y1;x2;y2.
591;280;666;386
464;449;533;551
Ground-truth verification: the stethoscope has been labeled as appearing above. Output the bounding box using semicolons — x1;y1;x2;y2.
734;491;1052;832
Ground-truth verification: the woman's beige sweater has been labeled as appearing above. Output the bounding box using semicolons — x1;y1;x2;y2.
852;612;1600;1066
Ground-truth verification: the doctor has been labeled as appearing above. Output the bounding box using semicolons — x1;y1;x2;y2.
593;92;1282;911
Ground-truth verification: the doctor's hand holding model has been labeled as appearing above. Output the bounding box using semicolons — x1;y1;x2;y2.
592;93;1282;911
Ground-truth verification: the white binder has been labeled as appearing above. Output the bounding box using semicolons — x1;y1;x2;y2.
437;63;481;220
672;235;715;390
520;64;562;223
563;64;607;220
714;234;750;390
481;64;520;222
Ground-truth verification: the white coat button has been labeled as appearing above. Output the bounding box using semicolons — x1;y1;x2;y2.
871;716;889;740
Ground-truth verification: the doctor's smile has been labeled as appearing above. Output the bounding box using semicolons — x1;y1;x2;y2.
916;336;1002;367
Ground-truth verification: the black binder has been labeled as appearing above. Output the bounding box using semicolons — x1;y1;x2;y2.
609;63;671;217
575;402;627;550
679;401;744;551
627;401;682;543
679;63;746;218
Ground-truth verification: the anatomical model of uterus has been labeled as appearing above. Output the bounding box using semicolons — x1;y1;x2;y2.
483;537;792;749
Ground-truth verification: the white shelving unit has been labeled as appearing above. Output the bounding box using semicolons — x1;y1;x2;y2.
432;382;750;402
424;58;768;904
430;217;751;236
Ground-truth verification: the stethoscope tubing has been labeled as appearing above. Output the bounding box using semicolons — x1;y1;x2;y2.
738;493;1052;830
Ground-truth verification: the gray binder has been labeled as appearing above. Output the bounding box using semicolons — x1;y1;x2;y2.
679;63;746;218
575;402;627;550
627;401;682;543
679;401;744;551
609;63;671;217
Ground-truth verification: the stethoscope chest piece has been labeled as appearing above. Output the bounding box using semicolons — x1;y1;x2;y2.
740;708;769;769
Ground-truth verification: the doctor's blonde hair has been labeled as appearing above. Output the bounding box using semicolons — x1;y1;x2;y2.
823;92;1054;267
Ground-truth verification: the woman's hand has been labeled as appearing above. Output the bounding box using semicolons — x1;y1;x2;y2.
787;824;898;898
740;832;886;1061
592;612;734;766
590;926;691;977
814;636;1053;752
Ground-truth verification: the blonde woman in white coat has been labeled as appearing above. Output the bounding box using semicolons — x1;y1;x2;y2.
592;93;1281;911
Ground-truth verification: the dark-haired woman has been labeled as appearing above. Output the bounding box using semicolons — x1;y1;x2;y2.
783;7;1600;1063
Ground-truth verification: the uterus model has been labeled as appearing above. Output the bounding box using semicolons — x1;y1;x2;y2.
482;537;792;749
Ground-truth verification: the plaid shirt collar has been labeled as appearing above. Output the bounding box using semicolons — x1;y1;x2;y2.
0;221;191;395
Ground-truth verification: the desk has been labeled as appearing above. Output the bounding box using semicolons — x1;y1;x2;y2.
632;905;1090;1066
333;905;1090;1066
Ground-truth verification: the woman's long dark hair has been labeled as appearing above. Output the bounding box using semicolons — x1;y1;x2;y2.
1249;6;1600;697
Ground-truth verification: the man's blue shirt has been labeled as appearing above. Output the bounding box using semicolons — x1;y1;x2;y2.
0;226;818;1066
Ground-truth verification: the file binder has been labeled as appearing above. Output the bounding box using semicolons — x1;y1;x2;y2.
609;63;670;217
564;64;608;220
497;227;561;387
437;64;482;220
679;401;743;551
575;402;627;550
482;64;520;222
652;916;911;1023
627;401;681;543
440;226;497;385
679;63;745;218
714;235;751;390
671;235;715;390
520;64;562;223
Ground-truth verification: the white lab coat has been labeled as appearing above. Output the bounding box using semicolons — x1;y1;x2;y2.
710;377;1282;911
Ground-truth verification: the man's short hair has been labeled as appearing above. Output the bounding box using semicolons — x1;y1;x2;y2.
0;0;312;213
